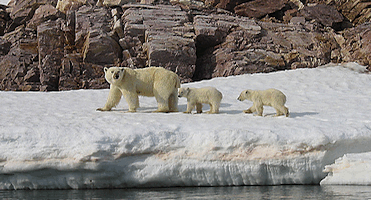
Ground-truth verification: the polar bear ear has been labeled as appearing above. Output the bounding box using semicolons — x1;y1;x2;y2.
104;67;108;73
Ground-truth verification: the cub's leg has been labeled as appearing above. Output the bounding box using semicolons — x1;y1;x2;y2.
184;102;195;114
210;101;221;114
273;105;289;117
243;104;256;114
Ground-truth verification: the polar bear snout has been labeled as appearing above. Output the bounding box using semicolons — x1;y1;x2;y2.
237;94;244;101
114;72;120;80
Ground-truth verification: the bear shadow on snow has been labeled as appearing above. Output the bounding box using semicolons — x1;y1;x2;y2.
287;112;319;118
219;103;242;114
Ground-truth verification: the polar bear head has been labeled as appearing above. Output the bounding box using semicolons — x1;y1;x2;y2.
104;67;125;84
178;87;190;98
237;90;252;101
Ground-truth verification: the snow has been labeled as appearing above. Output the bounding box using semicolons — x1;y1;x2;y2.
321;152;371;185
0;62;371;189
0;0;9;5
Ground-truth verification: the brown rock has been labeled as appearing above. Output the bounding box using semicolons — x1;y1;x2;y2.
299;4;350;31
235;0;289;19
0;5;10;36
27;4;64;30
56;0;86;13
0;25;40;91
103;0;136;7
326;0;371;26
37;19;65;91
339;22;371;67
76;6;121;65
82;31;122;65
194;13;341;80
122;4;196;82
0;38;11;55
9;0;58;31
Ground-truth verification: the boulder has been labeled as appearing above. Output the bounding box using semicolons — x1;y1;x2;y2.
0;26;40;91
0;38;11;55
234;0;289;19
326;0;371;26
103;0;135;7
27;4;64;30
8;0;58;32
0;5;10;36
59;55;109;90
193;13;340;80
338;22;371;67
37;19;65;91
75;6;121;65
121;5;196;82
56;0;86;13
299;4;351;31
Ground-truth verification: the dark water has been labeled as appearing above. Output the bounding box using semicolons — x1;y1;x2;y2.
1;185;371;200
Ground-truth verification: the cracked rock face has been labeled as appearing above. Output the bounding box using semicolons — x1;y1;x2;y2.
0;0;370;91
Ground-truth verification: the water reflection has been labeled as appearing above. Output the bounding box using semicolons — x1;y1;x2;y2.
1;185;371;199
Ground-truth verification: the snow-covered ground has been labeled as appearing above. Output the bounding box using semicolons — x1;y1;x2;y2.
0;0;9;5
0;63;370;190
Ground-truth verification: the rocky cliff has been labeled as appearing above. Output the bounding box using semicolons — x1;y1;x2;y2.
0;0;370;91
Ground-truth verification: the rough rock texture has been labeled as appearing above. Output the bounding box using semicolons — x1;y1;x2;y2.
122;5;196;82
0;5;10;36
234;0;289;19
299;4;351;31
0;0;370;91
326;0;371;26
193;14;339;80
338;22;371;67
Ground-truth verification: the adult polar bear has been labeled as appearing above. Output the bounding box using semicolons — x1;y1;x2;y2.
97;67;180;113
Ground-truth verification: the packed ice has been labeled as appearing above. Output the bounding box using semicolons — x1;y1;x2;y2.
0;62;370;189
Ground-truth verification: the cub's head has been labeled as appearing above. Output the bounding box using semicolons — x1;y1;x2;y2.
104;67;125;84
237;90;250;101
178;87;190;98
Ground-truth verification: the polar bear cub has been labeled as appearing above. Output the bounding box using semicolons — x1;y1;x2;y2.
237;88;289;117
178;87;223;114
97;67;180;113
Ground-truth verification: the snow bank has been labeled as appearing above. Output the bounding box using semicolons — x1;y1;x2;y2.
321;152;371;185
0;63;370;189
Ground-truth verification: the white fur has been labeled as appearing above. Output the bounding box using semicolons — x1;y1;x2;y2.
97;67;180;113
178;87;223;114
237;88;289;117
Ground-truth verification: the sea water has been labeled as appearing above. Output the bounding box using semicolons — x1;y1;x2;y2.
1;186;371;200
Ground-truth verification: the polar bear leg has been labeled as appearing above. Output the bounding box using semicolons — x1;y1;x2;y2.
274;107;284;116
243;105;255;113
211;101;221;114
255;104;264;116
283;106;289;117
124;93;139;112
207;102;219;114
184;102;195;113
153;95;170;112
273;105;289;117
97;86;122;111
196;103;203;113
168;89;179;112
